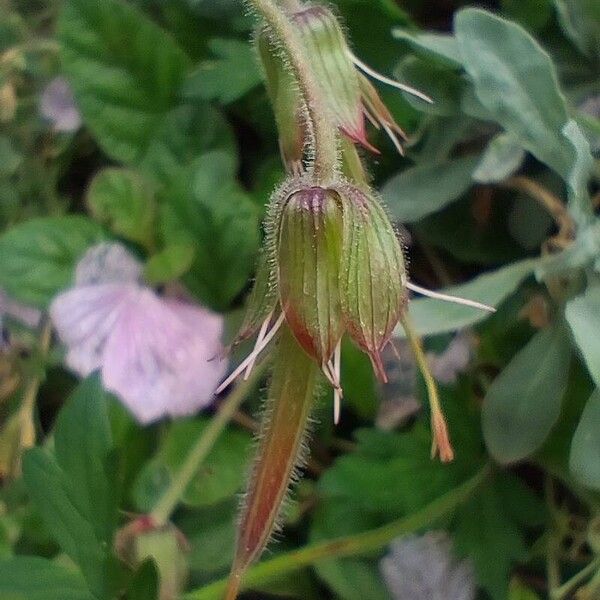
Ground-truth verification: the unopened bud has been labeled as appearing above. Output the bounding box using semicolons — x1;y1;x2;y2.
277;185;345;364
338;185;407;381
291;6;371;150
256;30;306;173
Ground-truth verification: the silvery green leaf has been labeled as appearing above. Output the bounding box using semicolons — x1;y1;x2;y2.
391;30;463;67
569;389;600;491
383;155;480;223
566;285;600;388
473;133;525;183
397;258;539;338
482;322;571;464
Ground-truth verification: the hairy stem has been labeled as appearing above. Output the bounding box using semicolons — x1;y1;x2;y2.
248;0;339;182
184;465;490;599
225;328;320;600
149;362;267;527
400;313;454;462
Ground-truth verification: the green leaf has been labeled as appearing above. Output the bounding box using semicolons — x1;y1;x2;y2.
453;474;535;600
482;323;572;464
393;55;464;116
182;500;237;578
454;9;580;182
132;418;251;510
53;375;117;544
144;243;196;285
139;104;235;184
397;258;539;338
310;384;511;600
161;151;260;310
455;9;595;223
318;383;484;519
555;0;600;59
22;376;118;596
562;120;594;225
0;135;21;178
501;0;553;32
473;133;525;184
183;38;263;104
59;0;191;163
391;30;462;67
310;501;389;600
87;168;156;248
569;389;600;491
0;216;105;307
566;285;600;387
0;557;95;600
382;155;480;223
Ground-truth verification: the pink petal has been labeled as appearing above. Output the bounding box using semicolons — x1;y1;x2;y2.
102;291;227;424
50;283;138;376
40;77;82;133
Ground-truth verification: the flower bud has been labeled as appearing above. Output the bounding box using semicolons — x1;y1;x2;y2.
256;30;306;172
338;185;407;381
291;6;373;151
277;185;345;364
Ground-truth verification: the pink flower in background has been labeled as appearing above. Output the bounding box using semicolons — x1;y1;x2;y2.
380;531;475;600
40;77;82;133
426;333;473;385
50;243;227;424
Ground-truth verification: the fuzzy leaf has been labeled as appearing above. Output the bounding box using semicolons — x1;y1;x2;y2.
383;155;480;223
87;168;156;248
569;389;600;491
59;0;190;163
482;323;571;464
0;557;94;600
0;216;105;308
566;285;600;388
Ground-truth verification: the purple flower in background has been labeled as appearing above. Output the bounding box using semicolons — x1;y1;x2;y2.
50;243;227;424
380;531;476;600
426;333;473;385
40;77;81;133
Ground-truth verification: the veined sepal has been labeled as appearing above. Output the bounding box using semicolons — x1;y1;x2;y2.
225;328;320;600
290;5;373;151
338;184;408;381
256;28;306;173
277;185;345;364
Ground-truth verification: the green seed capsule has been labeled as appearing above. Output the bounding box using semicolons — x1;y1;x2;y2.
338;184;407;381
277;185;345;364
291;6;370;149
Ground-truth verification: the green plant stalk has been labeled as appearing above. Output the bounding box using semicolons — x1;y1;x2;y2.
224;328;320;600
247;0;339;182
149;361;268;527
184;464;490;600
400;313;454;462
551;557;600;600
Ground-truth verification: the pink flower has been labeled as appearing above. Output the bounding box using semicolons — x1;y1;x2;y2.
426;333;473;385
380;531;475;600
40;77;81;133
50;243;227;424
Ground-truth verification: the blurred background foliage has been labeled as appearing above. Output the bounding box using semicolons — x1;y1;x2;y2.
0;0;599;599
